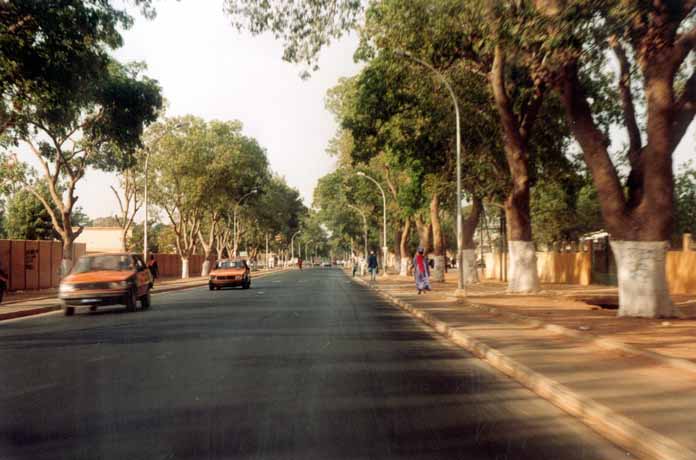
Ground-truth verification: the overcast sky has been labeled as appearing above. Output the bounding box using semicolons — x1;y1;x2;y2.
76;0;362;220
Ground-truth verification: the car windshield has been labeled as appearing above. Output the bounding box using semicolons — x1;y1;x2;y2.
216;260;244;269
72;255;134;274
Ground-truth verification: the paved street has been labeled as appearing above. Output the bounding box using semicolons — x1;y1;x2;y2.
0;269;628;460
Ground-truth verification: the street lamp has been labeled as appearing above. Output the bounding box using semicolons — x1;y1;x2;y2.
232;189;258;256
356;171;388;276
143;123;182;261
395;49;465;296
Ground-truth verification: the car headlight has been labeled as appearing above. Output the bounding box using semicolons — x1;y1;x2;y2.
59;283;76;293
108;281;129;289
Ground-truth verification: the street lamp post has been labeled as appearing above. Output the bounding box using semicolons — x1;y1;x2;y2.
356;171;388;276
396;50;465;296
232;189;258;257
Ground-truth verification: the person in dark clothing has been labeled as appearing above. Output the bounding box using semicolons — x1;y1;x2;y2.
367;251;379;281
147;254;159;285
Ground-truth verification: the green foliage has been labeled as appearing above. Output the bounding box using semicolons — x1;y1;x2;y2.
224;0;362;70
4;186;57;240
0;0;162;137
675;161;696;235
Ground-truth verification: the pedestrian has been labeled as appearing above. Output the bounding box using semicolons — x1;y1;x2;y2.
298;257;303;270
367;250;378;281
413;247;431;294
147;253;159;285
352;255;358;277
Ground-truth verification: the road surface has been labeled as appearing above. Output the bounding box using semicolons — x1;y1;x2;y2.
0;268;628;459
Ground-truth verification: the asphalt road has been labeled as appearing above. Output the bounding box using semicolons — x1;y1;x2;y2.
0;268;629;460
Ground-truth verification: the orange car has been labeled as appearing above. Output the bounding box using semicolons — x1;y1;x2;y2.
59;253;152;316
208;259;251;290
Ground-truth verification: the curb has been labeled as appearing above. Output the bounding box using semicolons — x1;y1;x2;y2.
0;268;291;322
351;276;696;460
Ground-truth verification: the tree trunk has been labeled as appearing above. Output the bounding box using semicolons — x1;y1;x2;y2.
462;197;483;284
393;226;402;272
414;215;431;254
490;45;540;293
181;257;190;279
61;237;75;277
399;219;411;276
122;228;130;252
430;193;445;282
558;62;677;316
610;241;673;317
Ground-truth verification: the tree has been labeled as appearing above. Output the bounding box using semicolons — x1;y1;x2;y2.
149;117;209;278
111;152;144;251
4;186;57;240
11;60;161;274
531;1;696;317
0;0;159;137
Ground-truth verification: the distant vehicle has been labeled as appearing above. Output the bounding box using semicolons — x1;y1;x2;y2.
59;253;152;316
322;261;332;268
209;259;251;290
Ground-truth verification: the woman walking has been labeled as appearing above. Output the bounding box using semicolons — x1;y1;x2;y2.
413;247;431;294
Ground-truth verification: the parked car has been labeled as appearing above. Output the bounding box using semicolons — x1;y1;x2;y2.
59;253;152;316
209;259;251;290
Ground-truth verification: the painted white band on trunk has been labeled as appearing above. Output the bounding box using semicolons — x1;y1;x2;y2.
610;240;674;318
431;255;445;282
400;258;409;277
461;249;479;284
507;240;540;293
181;258;190;279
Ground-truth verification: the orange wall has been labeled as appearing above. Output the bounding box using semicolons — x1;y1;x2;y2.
667;251;696;295
537;251;592;285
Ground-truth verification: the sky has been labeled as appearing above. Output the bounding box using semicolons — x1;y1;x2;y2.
74;0;362;220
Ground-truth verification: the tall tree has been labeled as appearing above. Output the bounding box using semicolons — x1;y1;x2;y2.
535;1;696;317
11;61;161;273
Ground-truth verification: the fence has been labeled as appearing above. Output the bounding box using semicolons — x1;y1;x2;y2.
480;234;696;295
151;253;215;278
0;240;86;291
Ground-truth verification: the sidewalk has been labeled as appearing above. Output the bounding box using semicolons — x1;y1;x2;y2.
351;271;696;460
0;268;288;322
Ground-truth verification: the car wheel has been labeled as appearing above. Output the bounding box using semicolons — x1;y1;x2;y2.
64;306;75;316
89;306;97;312
141;291;151;310
125;288;137;312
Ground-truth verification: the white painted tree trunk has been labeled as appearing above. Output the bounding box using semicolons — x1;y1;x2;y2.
461;249;479;284
507;240;540;293
181;257;190;279
399;258;409;276
201;260;211;277
610;241;674;318
60;258;73;277
431;255;445;282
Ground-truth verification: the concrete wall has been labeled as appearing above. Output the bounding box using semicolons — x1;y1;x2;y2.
74;227;129;253
0;240;86;291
